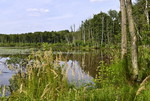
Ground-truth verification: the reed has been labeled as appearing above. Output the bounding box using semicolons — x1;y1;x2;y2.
5;47;150;101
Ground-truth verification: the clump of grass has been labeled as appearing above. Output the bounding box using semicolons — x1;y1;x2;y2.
8;50;68;100
94;59;136;101
8;50;91;101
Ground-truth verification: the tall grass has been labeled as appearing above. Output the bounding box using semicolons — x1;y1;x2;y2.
8;50;89;101
5;46;150;101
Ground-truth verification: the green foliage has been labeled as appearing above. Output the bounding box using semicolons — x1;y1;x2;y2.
79;11;121;46
94;58;135;101
0;30;70;44
135;82;150;101
138;46;150;80
0;48;148;101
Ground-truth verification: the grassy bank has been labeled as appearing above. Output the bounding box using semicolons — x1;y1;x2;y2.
0;42;119;52
0;45;148;101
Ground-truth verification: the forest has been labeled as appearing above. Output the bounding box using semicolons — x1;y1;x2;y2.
0;0;149;47
0;0;150;101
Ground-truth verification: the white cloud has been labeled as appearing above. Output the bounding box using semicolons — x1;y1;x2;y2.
47;14;73;20
26;8;50;13
90;0;105;2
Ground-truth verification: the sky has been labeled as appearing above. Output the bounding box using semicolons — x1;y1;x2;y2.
0;0;136;34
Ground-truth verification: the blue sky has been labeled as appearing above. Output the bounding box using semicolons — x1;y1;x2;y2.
0;0;135;34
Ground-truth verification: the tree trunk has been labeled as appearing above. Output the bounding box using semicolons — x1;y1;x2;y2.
126;0;139;80
101;16;104;46
106;19;110;44
120;0;127;59
81;21;86;44
70;25;75;45
145;0;149;27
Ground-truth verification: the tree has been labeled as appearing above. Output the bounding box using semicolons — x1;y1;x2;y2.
120;0;127;59
145;0;149;27
126;0;139;80
101;16;104;46
120;0;139;80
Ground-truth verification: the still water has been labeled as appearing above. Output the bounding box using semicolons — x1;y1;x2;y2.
0;50;111;87
0;57;14;85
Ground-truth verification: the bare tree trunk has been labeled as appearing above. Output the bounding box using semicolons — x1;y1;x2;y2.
126;0;139;80
83;28;86;44
120;0;127;59
65;35;69;45
106;19;110;44
81;21;86;44
101;16;104;46
73;24;76;43
70;25;75;45
145;0;149;27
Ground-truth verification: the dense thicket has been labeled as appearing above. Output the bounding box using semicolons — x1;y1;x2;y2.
133;0;150;45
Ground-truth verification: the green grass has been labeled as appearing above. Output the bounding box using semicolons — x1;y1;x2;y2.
1;46;150;101
0;47;31;55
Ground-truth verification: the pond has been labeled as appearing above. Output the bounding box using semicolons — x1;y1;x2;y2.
0;48;112;96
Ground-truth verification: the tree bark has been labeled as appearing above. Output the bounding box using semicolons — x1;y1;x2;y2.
126;0;139;80
120;0;127;59
145;0;149;27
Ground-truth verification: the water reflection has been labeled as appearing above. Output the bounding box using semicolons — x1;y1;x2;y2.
60;60;93;86
56;50;111;78
0;50;111;86
0;57;15;85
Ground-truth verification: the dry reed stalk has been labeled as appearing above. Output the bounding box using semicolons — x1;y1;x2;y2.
50;69;58;78
19;84;23;93
2;85;6;97
136;75;150;95
40;84;50;99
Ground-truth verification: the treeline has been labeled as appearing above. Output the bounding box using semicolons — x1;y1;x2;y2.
0;30;70;43
0;0;149;47
0;10;121;47
78;10;121;45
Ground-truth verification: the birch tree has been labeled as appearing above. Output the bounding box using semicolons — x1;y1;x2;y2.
145;0;149;27
126;0;139;80
120;0;139;80
120;0;127;59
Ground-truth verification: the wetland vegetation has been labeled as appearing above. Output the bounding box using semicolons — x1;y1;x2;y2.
0;0;150;101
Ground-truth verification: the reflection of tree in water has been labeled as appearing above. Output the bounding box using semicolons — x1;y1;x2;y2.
59;60;93;86
59;50;112;78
